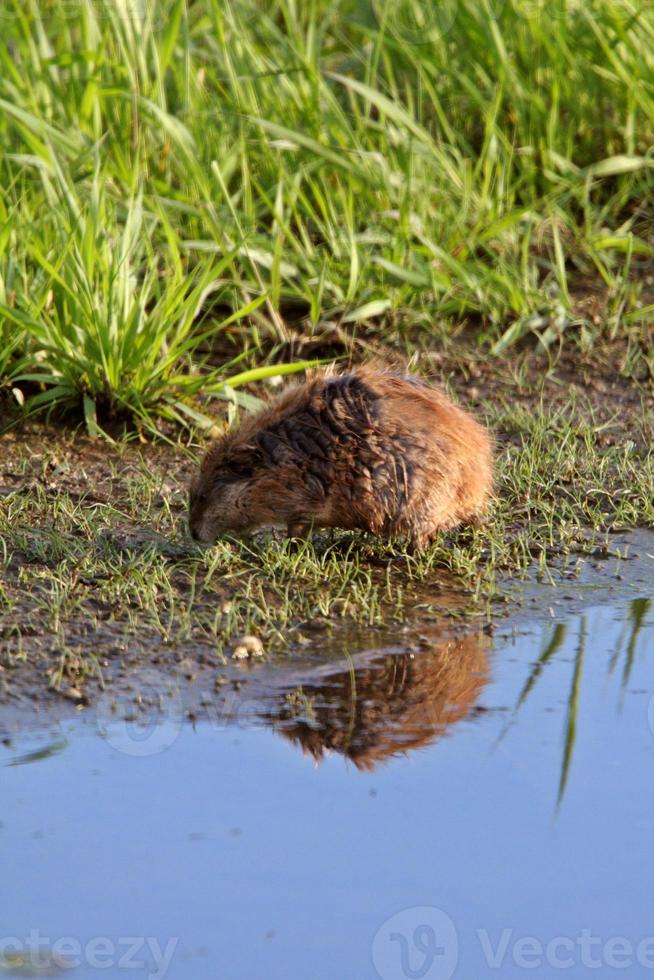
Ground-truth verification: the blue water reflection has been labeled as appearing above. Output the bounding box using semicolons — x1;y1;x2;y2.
2;595;653;979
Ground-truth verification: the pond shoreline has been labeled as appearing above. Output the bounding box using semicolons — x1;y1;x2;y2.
1;353;652;721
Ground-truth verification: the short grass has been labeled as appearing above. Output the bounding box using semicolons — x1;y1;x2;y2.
1;387;652;701
1;0;654;431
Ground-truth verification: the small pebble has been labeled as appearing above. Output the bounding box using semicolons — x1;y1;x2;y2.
60;686;87;704
231;635;264;660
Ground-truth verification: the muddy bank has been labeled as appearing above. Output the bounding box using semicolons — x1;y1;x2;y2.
1;354;652;726
1;508;652;750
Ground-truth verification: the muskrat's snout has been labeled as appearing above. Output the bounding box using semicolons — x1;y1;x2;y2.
188;521;202;543
187;481;213;544
187;509;203;542
188;510;216;545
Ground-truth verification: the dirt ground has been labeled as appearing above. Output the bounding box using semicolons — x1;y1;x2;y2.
1;345;652;735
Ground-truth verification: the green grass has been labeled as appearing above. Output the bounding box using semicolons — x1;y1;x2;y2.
1;0;653;430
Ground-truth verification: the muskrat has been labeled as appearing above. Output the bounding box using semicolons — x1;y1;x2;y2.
188;364;493;549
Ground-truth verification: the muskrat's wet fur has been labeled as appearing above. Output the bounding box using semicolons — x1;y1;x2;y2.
188;364;493;549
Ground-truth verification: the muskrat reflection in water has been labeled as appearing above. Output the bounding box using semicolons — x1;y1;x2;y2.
264;632;489;770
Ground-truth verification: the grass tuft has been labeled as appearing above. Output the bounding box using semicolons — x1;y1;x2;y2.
1;0;653;428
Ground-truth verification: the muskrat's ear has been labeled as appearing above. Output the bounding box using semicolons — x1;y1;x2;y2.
225;443;262;480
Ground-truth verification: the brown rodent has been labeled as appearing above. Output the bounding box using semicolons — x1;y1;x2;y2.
188;364;493;549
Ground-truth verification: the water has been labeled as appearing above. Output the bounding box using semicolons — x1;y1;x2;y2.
2;590;654;979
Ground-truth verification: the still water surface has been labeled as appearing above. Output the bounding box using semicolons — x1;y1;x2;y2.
2;583;654;979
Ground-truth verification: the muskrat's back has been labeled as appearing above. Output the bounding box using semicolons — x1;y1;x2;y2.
188;365;493;548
